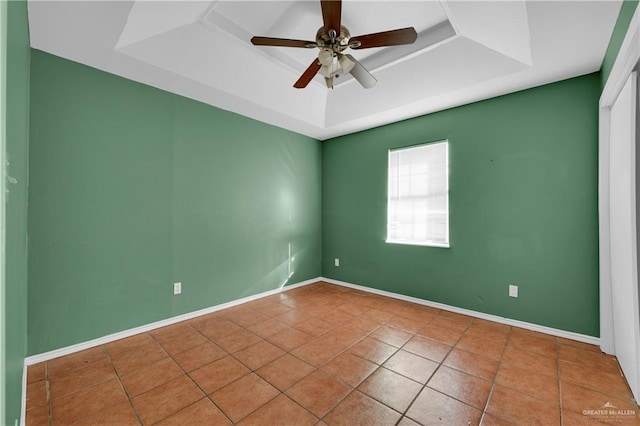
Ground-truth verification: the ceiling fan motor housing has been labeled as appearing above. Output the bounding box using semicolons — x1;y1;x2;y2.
316;26;351;52
316;26;352;79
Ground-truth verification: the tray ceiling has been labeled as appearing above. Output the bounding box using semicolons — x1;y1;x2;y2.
28;1;621;140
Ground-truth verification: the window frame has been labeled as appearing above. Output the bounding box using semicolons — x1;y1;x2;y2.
386;140;450;248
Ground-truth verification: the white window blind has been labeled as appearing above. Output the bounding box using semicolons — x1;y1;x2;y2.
387;141;449;247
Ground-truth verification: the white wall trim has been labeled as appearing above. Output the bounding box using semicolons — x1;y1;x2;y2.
22;274;602;423
599;4;640;355
24;274;601;366
599;106;615;354
321;277;600;345
19;367;25;426
601;6;640;108
24;277;319;366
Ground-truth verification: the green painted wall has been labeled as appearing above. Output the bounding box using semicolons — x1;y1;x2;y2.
322;74;600;336
28;51;321;355
601;0;638;87
5;0;30;423
21;0;628;358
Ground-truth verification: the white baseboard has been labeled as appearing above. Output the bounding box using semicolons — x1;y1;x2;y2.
24;277;319;366
19;365;26;426
25;275;600;366
21;274;600;424
320;277;600;346
20;277;317;425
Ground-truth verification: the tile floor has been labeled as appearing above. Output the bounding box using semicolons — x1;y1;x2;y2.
25;282;640;425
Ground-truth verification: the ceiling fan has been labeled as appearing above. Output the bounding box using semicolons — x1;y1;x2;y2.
250;0;418;89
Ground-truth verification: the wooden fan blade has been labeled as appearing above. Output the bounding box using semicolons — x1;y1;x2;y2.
350;27;418;49
294;59;322;89
251;36;316;48
344;54;377;89
321;0;342;33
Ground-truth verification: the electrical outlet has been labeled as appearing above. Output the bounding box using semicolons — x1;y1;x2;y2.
509;284;518;298
335;258;340;267
173;282;182;295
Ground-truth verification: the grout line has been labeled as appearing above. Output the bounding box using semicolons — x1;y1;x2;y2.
36;351;141;425
272;292;384;422
149;312;351;424
24;277;321;367
557;336;564;426
25;278;600;367
279;393;321;424
43;286;398;425
145;331;236;425
242;286;404;423
322;278;600;346
557;344;640;410
478;326;512;425
101;345;144;426
38;286;490;424
319;387;355;422
45;362;52;426
235;284;364;422
40;282;616;426
326;294;470;424
396;314;472;425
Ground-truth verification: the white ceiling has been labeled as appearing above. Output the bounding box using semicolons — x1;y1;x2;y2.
28;0;621;140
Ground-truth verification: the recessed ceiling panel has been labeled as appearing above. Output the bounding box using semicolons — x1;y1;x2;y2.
28;0;133;67
204;1;452;86
118;22;328;127
444;1;532;66
209;1;318;40
115;1;211;49
28;0;623;140
325;35;530;126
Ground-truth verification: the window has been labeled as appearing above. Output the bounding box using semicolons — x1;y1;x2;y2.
387;141;449;247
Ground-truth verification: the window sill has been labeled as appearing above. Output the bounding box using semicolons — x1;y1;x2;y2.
385;239;450;248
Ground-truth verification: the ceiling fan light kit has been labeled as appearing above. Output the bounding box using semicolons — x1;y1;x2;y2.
250;0;417;90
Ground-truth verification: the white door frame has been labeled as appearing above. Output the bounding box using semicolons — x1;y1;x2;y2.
599;9;639;354
599;5;639;355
